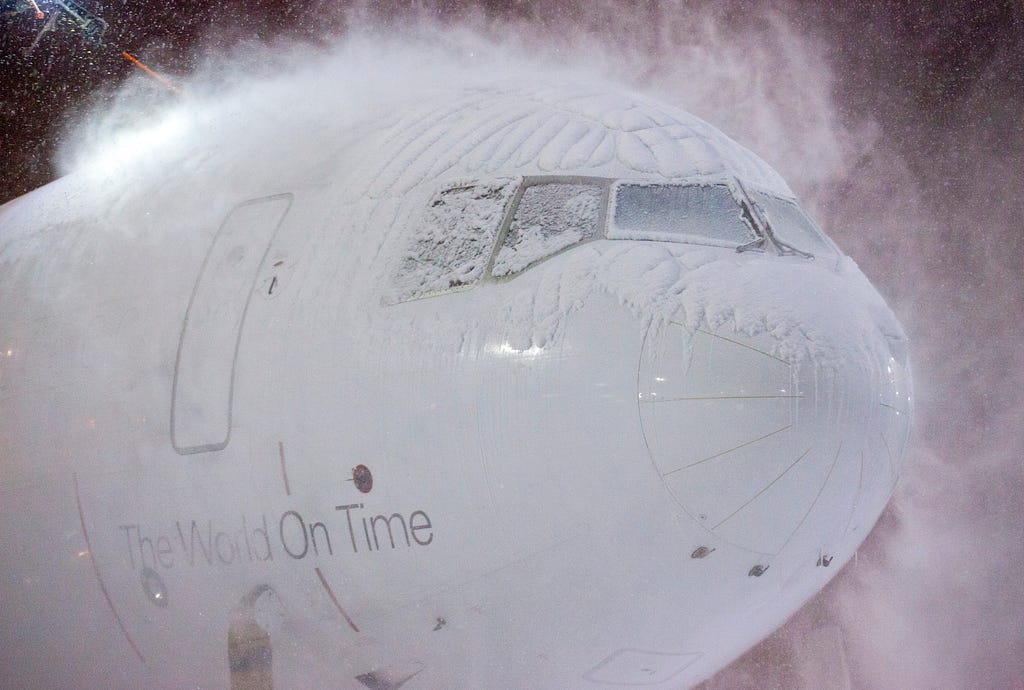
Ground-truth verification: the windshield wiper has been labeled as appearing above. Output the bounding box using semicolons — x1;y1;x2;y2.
731;179;814;258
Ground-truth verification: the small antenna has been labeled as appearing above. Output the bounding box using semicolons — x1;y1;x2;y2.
121;51;181;94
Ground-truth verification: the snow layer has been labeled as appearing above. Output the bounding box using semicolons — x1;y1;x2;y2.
492;182;602;276
358;82;897;369
393;178;519;300
360;83;793;200
12;39;896;373
494;238;902;376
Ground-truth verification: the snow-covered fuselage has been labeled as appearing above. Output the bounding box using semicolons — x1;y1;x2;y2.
0;84;911;688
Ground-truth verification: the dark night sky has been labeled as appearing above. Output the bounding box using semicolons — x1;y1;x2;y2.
1;2;1022;205
1;0;352;201
1;1;1023;687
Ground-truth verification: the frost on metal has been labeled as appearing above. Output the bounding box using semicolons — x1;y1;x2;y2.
609;181;755;246
392;178;518;301
363;84;794;200
493;182;603;277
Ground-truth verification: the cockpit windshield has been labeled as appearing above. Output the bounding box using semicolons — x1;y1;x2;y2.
391;178;519;302
390;176;836;303
748;191;834;256
609;182;756;247
492;181;604;277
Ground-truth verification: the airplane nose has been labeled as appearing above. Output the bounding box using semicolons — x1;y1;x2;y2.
638;263;912;556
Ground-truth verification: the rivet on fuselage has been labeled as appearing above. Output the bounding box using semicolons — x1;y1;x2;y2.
748;565;769;577
691;546;715;559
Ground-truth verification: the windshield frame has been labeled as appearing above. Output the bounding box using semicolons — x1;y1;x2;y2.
744;186;840;260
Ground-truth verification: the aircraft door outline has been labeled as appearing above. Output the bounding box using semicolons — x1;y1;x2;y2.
171;194;293;455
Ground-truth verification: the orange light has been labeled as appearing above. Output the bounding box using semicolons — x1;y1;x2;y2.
121;51;180;94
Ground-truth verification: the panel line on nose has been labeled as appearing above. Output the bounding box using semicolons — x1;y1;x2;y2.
772;443;843;555
879;431;898;487
643;394;802;403
695;328;790;366
664;423;792;475
711;445;813;530
841;449;866;537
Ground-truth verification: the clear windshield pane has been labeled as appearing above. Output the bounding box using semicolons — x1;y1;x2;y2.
611;183;754;245
750;192;833;256
492;182;603;277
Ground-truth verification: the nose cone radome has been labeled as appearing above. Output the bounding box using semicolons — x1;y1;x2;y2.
638;260;912;557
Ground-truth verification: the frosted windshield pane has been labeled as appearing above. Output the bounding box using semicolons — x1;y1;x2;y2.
612;183;754;245
394;179;518;300
750;192;833;255
492;183;603;277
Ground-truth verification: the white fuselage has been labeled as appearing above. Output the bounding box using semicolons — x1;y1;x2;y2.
0;83;911;688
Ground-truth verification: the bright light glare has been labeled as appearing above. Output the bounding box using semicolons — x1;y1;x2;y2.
486;342;546;358
81;112;190;179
